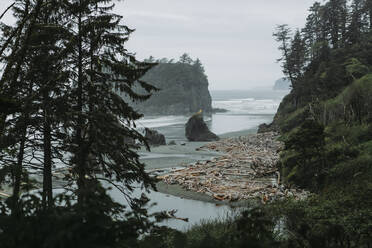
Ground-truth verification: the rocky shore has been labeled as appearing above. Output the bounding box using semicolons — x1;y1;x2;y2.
157;132;309;203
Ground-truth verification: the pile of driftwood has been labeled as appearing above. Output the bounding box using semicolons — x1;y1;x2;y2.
158;132;309;203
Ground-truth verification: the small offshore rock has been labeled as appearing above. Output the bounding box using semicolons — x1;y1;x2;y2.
168;140;177;145
145;128;166;146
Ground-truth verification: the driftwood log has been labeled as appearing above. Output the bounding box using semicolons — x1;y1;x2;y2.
158;132;309;202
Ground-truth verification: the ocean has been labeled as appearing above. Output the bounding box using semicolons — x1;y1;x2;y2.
137;89;288;141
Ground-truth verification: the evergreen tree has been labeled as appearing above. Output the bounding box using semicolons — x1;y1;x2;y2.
0;1;159;246
348;0;366;44
179;53;193;64
193;58;205;73
282;118;326;191
0;0;47;214
59;0;158;207
365;0;372;29
26;0;71;209
287;30;307;81
273;24;296;88
324;0;348;48
302;2;320;60
144;55;155;63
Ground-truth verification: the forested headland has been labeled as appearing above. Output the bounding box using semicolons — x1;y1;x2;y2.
128;54;213;115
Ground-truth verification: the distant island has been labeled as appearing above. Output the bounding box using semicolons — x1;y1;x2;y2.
273;77;291;91
131;54;213;115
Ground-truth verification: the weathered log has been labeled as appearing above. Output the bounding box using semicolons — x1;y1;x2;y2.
157;132;308;202
0;192;10;198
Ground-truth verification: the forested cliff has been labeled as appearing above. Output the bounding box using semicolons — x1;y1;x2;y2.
131;54;212;115
266;0;372;246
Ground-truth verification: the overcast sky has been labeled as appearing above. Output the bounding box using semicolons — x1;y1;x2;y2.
1;0;316;90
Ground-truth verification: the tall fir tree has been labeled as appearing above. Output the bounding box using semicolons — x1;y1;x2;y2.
0;1;160;246
273;24;295;88
60;0;158;207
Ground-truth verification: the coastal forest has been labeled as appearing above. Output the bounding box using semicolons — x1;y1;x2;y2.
0;0;371;248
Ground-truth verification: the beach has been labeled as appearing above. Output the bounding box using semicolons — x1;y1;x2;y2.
140;129;261;206
155;132;309;205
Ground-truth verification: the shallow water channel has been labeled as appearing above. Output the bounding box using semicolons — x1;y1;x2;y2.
109;184;232;231
134;143;233;230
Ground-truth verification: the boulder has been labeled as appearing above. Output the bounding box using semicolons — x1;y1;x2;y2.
145;128;166;146
185;114;219;141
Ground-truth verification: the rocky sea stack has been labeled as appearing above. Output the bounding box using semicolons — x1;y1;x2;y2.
185;113;219;142
145;128;166;146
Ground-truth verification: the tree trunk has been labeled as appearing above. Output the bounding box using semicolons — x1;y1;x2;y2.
282;40;296;89
369;0;372;30
76;5;86;205
42;91;53;209
12;115;27;215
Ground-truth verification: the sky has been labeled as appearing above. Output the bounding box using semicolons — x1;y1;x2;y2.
1;0;317;90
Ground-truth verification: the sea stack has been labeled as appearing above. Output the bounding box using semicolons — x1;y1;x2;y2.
145;128;166;146
185;111;219;141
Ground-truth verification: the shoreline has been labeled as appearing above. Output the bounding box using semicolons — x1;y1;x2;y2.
155;181;260;208
152;130;309;205
143;128;259;205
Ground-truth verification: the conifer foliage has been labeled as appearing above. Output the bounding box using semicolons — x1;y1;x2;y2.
273;1;372;246
274;0;372;104
0;1;158;246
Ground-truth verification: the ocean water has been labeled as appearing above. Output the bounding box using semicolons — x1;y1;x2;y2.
137;88;288;140
109;184;232;231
